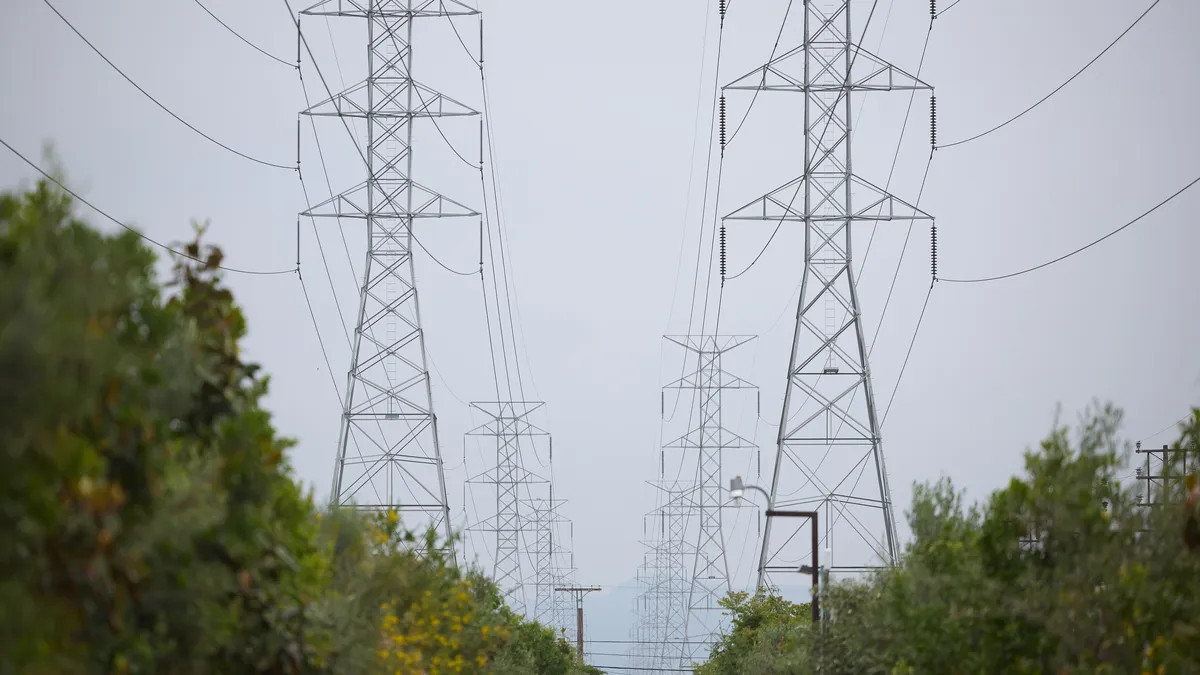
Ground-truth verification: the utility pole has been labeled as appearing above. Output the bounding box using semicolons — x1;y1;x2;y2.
556;586;601;660
723;0;934;586
300;0;480;552
1136;442;1193;508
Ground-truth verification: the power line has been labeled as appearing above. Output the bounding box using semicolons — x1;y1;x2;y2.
1139;415;1192;444
937;0;1163;149
935;0;966;18
868;154;935;356
283;0;369;169
191;0;296;68
859;23;934;275
297;270;344;404
591;665;694;673
39;0;295;171
941;173;1200;284
881;283;933;427
0;135;296;276
412;232;478;276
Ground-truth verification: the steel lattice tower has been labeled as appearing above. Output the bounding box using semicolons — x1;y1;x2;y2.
524;490;576;637
466;401;547;611
662;336;757;664
723;0;932;585
645;482;694;667
302;0;481;545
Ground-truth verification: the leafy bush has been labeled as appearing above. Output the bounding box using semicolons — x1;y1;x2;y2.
0;175;595;675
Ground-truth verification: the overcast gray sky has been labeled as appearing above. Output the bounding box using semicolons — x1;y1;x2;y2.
3;0;1199;648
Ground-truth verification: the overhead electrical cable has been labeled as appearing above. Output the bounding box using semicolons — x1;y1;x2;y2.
40;0;295;171
664;0;718;426
935;0;965;17
881;284;933;426
0;135;296;276
283;0;369;168
859;24;934;276
941;173;1200;284
868;153;934;357
191;0;296;68
938;0;1163;149
725;0;793;148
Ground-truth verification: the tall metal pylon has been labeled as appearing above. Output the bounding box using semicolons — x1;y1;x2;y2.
466;401;547;611
302;0;481;546
524;489;576;637
723;0;933;585
645;481;694;668
662;335;757;665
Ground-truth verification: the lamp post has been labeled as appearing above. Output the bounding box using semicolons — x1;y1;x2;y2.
729;475;820;625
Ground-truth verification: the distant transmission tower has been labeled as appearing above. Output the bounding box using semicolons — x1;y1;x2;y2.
302;0;481;546
647;481;694;667
525;488;575;637
723;0;933;584
466;401;548;611
663;335;756;665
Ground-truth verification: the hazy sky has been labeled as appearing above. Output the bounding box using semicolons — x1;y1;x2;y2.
3;0;1199;653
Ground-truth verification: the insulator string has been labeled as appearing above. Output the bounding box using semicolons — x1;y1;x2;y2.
719;95;727;155
930;94;938;149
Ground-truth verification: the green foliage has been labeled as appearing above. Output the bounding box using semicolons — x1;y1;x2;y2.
697;404;1200;674
0;175;595;675
694;590;811;675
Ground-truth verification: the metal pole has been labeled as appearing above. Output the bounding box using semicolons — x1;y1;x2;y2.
576;604;584;658
811;511;819;625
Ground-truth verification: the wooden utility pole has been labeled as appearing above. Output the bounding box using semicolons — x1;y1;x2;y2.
554;586;600;660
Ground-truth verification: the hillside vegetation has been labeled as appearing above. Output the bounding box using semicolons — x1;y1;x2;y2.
0;175;598;675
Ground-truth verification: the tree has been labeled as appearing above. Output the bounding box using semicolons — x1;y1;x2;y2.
694;591;811;675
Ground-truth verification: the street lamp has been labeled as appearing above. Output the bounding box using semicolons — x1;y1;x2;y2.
729;475;771;505
728;475;821;625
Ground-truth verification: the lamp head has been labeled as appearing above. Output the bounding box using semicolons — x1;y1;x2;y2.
729;475;745;500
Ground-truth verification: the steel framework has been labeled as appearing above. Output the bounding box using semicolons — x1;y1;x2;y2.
630;482;694;669
466;401;548;611
524;490;577;640
723;0;932;585
663;335;757;665
302;0;481;547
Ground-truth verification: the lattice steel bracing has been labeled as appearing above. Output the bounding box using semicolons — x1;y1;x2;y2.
302;0;481;547
723;0;932;585
524;490;575;638
643;482;694;668
466;402;547;612
629;531;667;669
662;336;757;665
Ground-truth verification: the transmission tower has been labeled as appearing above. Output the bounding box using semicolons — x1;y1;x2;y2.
466;401;548;612
723;0;933;585
524;489;576;637
302;0;481;546
644;481;694;667
662;335;757;665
